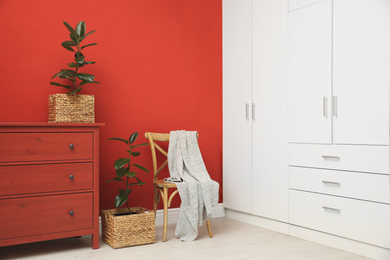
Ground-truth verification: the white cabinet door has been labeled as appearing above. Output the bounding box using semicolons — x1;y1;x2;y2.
333;0;390;145
288;0;332;144
223;0;253;214
252;0;288;221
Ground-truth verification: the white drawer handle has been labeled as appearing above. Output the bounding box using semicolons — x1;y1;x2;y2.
322;155;340;160
322;206;341;213
322;180;341;186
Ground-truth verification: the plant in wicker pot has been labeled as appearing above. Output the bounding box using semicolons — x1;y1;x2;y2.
49;21;99;123
102;132;156;249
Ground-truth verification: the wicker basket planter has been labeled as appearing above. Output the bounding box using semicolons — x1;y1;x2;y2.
101;207;156;249
48;94;95;123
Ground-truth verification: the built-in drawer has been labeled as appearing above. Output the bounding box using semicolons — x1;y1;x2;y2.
0;132;93;162
0;193;93;240
289;190;390;249
289;143;389;174
0;163;93;196
289;167;390;203
288;0;326;12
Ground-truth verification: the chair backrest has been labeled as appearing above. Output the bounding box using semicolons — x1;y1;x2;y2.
145;132;170;182
145;132;199;182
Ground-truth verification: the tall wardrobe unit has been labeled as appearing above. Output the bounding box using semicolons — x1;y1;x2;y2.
288;0;390;258
223;0;390;258
223;0;289;228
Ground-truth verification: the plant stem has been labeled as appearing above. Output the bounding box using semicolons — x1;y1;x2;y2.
126;143;132;213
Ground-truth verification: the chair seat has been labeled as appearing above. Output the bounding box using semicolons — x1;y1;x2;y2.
154;179;177;188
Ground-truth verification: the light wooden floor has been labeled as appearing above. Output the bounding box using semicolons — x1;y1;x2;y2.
0;218;370;260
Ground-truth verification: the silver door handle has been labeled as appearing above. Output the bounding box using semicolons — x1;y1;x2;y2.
246;103;249;120
252;103;255;120
322;180;341;186
322;206;341;213
322;155;340;160
323;97;328;118
333;96;338;117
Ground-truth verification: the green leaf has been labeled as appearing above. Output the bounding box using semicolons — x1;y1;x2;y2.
134;176;144;184
79;81;99;86
125;189;132;195
115;194;128;208
50;82;71;89
133;164;149;173
80;30;96;41
67;87;81;95
114;158;130;170
116;167;127;178
84;61;96;65
76;73;94;82
106;177;125;183
61;41;76;52
75;21;86;37
108;137;129;144
125;171;137;178
132;143;149;148
63;21;78;42
118;188;126;195
75;54;85;64
67;62;76;68
131;152;140;157
129;132;138;144
81;43;97;50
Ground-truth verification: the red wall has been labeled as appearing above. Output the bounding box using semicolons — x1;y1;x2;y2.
0;0;222;211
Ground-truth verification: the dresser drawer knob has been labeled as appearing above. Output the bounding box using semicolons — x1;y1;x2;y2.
69;174;74;180
69;210;74;216
69;144;74;149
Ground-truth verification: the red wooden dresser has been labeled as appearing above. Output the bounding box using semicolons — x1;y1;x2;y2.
0;122;104;249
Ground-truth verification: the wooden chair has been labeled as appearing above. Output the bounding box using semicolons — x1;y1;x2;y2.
145;132;213;242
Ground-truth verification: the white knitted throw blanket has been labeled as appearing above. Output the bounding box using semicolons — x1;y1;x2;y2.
167;130;219;241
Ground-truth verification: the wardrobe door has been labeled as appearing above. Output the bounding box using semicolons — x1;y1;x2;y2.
333;0;390;145
252;0;288;221
288;0;332;144
223;0;253;213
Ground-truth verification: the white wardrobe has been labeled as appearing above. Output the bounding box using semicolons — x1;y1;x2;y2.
223;0;390;259
223;0;289;223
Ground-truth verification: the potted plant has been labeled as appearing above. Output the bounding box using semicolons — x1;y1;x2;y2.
48;20;99;123
101;132;156;249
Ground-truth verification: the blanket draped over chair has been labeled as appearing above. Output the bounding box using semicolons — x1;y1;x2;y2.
167;130;219;241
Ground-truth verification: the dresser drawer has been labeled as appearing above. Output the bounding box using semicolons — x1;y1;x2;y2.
289;190;390;249
0;163;93;196
0;133;93;163
0;193;93;240
289;143;389;174
289;167;390;203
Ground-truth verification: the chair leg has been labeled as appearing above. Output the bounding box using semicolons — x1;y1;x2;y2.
162;187;168;242
153;187;158;215
206;219;213;238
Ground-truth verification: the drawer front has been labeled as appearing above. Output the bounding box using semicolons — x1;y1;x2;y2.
0;163;93;196
0;193;93;240
289;143;389;174
289;167;390;203
0;133;93;163
289;190;390;249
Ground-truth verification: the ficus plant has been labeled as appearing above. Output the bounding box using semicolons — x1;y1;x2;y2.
50;21;99;94
107;132;150;214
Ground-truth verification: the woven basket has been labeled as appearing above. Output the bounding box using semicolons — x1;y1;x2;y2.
48;94;95;123
101;207;156;249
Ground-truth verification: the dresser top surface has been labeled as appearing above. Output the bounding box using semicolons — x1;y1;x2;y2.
0;122;105;127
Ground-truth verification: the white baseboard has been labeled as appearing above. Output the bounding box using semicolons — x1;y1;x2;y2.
225;208;289;235
155;203;225;226
224;207;390;260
